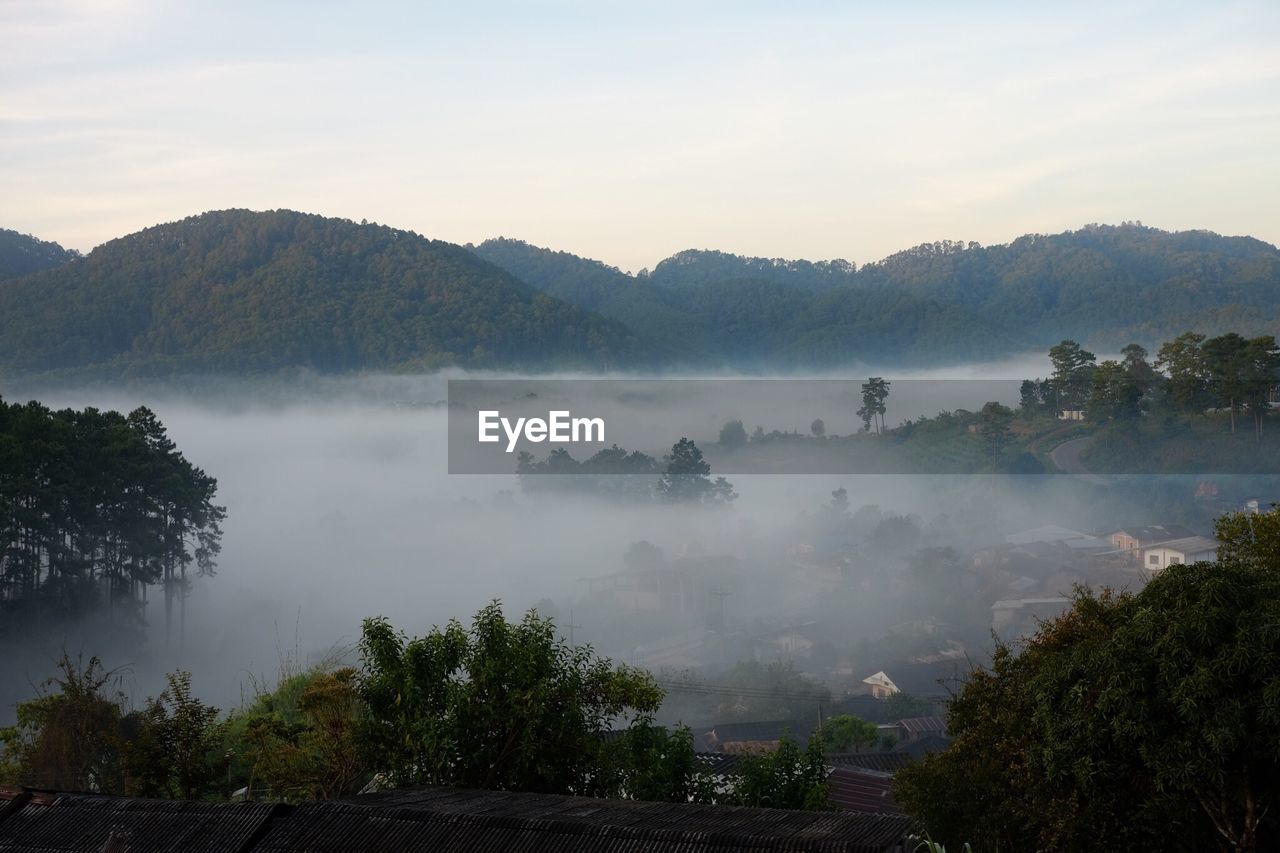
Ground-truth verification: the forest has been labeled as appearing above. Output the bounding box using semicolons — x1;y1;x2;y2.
0;398;224;645
2;214;1279;377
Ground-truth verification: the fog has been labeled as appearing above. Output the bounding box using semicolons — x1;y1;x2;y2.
1;354;1232;723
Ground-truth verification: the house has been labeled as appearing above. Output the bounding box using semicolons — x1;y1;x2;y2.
583;555;738;616
1143;536;1220;571
702;719;799;753
1108;524;1196;559
862;671;898;698
892;715;948;744
992;596;1072;637
1058;409;1085;420
0;784;916;853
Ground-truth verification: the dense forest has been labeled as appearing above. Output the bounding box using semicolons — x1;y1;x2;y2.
0;228;79;280
0;211;644;376
0;398;224;645
2;213;1278;376
477;225;1280;366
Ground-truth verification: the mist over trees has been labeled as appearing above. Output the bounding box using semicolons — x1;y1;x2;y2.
0;398;224;645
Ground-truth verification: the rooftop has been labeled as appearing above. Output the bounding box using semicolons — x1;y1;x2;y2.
0;784;917;853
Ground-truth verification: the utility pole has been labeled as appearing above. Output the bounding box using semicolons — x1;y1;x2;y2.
710;588;731;663
566;608;583;648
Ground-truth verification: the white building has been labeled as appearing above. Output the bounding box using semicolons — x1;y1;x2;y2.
1143;536;1220;572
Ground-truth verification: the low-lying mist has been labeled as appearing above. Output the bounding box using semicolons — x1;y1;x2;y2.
1;355;1217;724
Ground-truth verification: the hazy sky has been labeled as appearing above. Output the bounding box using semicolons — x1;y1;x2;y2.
3;0;1278;271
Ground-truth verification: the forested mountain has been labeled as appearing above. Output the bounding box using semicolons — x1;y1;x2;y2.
0;211;644;375
478;225;1280;366
0;228;79;280
2;217;1278;376
645;249;857;292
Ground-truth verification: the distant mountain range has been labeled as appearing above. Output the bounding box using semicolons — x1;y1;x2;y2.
1;211;1277;377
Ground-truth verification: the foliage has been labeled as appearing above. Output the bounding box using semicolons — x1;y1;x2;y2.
728;732;830;810
126;671;226;800
0;210;643;375
1215;505;1280;571
657;438;737;505
819;714;879;752
0;653;129;792
356;602;664;796
602;718;717;804
0;228;78;279
895;522;1280;852
0;398;224;639
231;667;365;801
479;225;1280;368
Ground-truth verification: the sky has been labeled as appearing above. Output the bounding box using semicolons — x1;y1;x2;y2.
2;0;1279;272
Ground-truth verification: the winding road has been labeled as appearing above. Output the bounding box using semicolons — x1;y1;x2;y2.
1049;435;1111;485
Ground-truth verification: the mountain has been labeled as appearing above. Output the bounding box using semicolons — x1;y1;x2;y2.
3;217;1277;377
476;225;1280;365
0;211;644;375
645;249;856;292
0;228;79;280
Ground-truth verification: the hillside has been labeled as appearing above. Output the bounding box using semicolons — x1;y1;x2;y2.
0;211;644;375
0;228;79;280
478;225;1280;365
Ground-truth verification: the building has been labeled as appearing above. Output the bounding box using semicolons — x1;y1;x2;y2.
1142;536;1220;571
0;784;916;853
992;596;1072;637
862;671;898;698
702;719;799;753
1107;524;1196;560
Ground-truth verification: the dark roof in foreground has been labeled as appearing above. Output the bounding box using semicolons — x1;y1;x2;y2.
0;787;281;853
827;752;915;773
0;784;916;853
827;768;901;816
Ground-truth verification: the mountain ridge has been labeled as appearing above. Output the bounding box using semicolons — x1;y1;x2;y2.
2;212;1278;377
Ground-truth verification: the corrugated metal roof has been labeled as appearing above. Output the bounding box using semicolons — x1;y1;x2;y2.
0;790;282;853
0;785;915;853
340;786;914;852
827;753;913;773
826;769;901;816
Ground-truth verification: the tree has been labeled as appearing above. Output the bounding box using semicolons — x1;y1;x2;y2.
1018;379;1041;416
238;668;365;801
1048;340;1096;411
719;419;748;448
1086;359;1142;422
1214;504;1280;569
977;401;1014;460
895;530;1280;852
1203;333;1252;432
730;732;830;810
604;719;716;804
1242;336;1280;441
357;602;664;796
126;671;226;800
810;418;825;438
819;715;879;752
657;438;736;505
1156;332;1209;415
858;378;891;434
0;653;128;793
